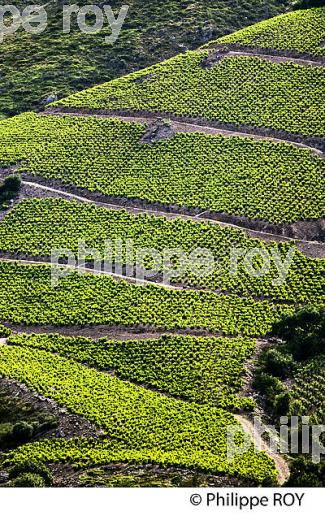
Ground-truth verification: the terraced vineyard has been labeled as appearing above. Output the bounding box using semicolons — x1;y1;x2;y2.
0;198;323;303
0;342;277;483
0;7;324;489
291;355;325;423
6;435;275;484
0;262;292;336
6;333;256;411
205;8;325;57
0;114;324;224
0;0;291;118
52;53;325;137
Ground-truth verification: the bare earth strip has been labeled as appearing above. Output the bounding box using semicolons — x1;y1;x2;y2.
223;50;324;67
202;43;325;66
0;322;259;341
234;414;290;485
0;255;299;305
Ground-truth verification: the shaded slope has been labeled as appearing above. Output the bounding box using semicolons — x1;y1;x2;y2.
0;0;291;118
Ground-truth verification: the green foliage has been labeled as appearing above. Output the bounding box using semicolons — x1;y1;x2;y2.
293;1;325;9
0;0;291;117
0;197;323;303
10;473;46;487
0;261;293;336
0;175;21;206
273;391;291;414
291;355;325;421
0;343;277;483
1;114;324;224
252;371;285;400
7;333;256;411
272;306;325;359
286;456;325;486
9;460;53;486
261;348;295;377
0;384;59;450
53;52;325;137
6;437;278;485
0;324;11;337
205;7;325;56
256;307;325;423
11;421;34;442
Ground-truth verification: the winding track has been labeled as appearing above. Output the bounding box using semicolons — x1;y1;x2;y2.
235;414;290;485
217;50;324;67
0;254;302;305
21;179;325;258
202;46;325;67
44;109;324;157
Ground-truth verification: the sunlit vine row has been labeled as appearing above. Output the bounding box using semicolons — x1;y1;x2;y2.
6;436;277;485
1;114;324;224
204;8;325;57
0;344;277;483
290;355;325;424
7;333;256;411
0;262;293;336
52;51;325;137
0;198;323;303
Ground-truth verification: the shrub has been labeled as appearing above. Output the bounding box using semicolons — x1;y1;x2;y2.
0;175;21;205
253;371;284;400
261;349;295;378
272;307;325;360
9;460;53;486
2;175;21;193
274;392;291;415
11;473;45;488
37;413;59;432
286;456;325;487
11;421;34;441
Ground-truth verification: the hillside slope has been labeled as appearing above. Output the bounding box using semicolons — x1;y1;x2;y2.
0;8;324;488
204;6;325;56
0;0;292;119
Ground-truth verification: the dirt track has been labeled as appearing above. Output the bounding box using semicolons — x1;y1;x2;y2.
21;179;325;258
235;414;290;485
44;109;324;157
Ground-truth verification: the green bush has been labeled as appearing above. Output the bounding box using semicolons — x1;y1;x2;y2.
9;460;53;486
286;456;325;486
253;371;284;400
2;175;21;193
261;348;295;378
11;421;34;441
274;391;291;415
11;473;45;488
37;413;59;432
0;175;21;203
272;307;325;360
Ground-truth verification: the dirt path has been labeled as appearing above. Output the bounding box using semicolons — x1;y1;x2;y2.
204;47;324;68
21;179;325;258
225;50;323;67
44;109;324;157
0;255;181;290
0;323;232;340
234;414;290;485
0;252;314;307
